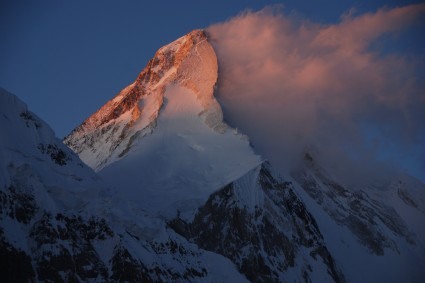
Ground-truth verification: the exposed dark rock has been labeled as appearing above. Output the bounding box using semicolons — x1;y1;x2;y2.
0;185;37;224
397;186;418;209
1;190;212;282
110;244;151;282
20;111;41;129
27;212;114;281
38;144;71;165
170;163;345;283
0;231;35;283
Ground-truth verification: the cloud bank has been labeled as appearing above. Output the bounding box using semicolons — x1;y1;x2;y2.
207;4;425;186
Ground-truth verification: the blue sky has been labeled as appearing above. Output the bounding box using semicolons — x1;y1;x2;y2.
0;0;424;181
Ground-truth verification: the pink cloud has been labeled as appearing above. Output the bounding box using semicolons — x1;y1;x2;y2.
314;4;425;53
207;4;425;186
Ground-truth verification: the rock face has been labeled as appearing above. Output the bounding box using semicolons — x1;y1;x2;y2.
170;163;345;283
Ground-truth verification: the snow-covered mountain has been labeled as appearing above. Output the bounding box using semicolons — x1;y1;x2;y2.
66;30;263;220
64;30;230;172
2;29;425;282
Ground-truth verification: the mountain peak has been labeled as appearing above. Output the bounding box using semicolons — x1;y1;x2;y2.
64;29;224;170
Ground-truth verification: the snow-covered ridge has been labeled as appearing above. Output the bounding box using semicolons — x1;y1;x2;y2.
0;88;250;282
64;29;225;171
0;88;101;210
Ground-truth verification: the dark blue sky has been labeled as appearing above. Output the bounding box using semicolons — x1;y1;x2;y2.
1;0;424;181
1;0;421;137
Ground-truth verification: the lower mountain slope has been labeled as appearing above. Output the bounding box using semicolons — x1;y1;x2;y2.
0;88;248;282
170;162;346;283
290;153;425;282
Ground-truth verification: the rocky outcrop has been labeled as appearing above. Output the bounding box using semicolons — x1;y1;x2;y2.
170;163;345;283
0;182;244;282
292;154;414;256
0;187;219;282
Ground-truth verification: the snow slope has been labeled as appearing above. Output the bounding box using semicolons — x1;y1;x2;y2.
0;87;102;215
291;153;425;283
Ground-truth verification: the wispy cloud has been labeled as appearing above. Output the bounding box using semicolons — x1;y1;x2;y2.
208;4;425;186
